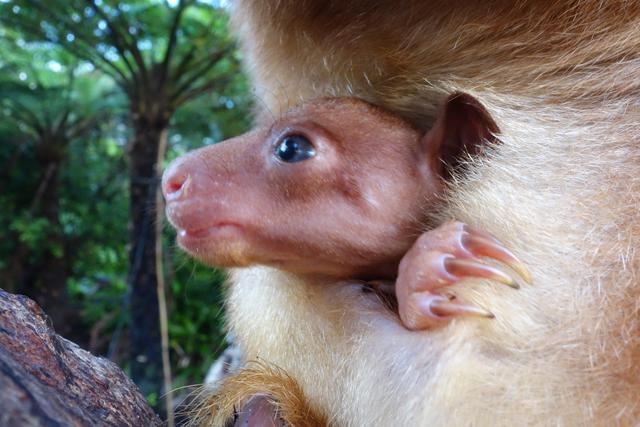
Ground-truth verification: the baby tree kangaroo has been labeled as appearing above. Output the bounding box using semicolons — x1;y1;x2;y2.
163;95;530;426
163;95;529;332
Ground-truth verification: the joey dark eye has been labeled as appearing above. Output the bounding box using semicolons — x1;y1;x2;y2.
275;135;316;163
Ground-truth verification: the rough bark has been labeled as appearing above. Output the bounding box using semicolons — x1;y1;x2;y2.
0;288;162;427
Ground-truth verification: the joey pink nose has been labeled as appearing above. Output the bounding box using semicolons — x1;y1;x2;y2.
162;158;190;201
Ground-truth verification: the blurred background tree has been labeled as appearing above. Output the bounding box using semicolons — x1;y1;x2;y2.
0;0;251;422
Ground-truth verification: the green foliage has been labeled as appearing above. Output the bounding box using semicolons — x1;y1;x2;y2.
167;248;228;387
10;217;52;249
0;0;244;112
0;0;252;401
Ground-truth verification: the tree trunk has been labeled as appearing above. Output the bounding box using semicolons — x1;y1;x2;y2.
30;160;82;343
128;115;167;415
0;288;162;426
9;139;86;345
1;160;57;293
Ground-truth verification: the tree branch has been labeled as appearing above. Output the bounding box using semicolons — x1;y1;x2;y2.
82;0;138;78
67;115;101;140
159;0;189;89
172;76;232;107
171;48;230;102
84;0;149;86
54;107;73;137
0;11;130;86
29;1;132;77
169;44;197;82
60;40;130;86
0;289;162;426
3;100;44;135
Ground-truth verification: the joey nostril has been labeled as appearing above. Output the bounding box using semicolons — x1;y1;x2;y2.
162;168;190;201
168;180;183;194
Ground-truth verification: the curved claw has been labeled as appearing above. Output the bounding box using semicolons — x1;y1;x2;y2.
444;257;520;289
462;233;532;284
428;297;495;319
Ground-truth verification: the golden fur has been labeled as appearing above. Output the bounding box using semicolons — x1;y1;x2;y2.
196;1;640;425
185;362;327;427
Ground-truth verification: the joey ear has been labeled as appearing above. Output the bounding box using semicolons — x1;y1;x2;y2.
423;93;499;179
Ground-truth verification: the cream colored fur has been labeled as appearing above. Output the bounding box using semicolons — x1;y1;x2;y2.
222;1;640;425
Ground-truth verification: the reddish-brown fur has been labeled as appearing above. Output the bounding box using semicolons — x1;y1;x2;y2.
178;1;640;425
184;363;327;427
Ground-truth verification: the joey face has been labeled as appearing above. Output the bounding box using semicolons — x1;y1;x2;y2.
163;98;442;279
